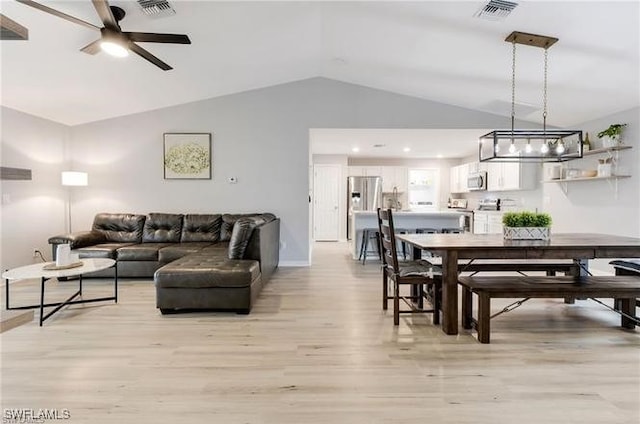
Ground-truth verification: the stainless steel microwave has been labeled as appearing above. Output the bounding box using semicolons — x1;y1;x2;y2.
467;171;487;191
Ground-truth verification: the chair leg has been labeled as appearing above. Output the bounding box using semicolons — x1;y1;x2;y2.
393;280;400;326
358;230;366;262
432;284;441;325
382;270;388;311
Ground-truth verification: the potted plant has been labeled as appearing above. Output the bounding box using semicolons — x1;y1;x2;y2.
502;211;552;240
597;123;627;147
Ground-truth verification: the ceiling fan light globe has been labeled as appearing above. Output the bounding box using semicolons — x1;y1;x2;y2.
101;41;129;57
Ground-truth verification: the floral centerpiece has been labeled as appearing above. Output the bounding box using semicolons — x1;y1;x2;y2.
502;211;552;240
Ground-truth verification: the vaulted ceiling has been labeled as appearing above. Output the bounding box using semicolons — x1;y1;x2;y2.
1;1;638;127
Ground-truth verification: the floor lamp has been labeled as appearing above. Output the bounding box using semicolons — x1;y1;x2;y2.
61;171;88;233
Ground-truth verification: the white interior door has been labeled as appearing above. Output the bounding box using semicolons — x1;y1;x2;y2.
313;164;340;241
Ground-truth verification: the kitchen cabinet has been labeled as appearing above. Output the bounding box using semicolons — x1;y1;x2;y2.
487;162;536;191
473;212;503;234
348;166;383;177
381;166;408;193
449;163;469;193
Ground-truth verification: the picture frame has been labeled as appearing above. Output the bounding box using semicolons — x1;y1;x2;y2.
163;133;212;180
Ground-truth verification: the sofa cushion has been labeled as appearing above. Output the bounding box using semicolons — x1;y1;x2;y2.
181;214;222;242
228;218;258;259
117;243;175;261
220;214;267;241
92;213;146;243
155;256;260;289
159;242;213;263
143;213;183;243
75;243;136;259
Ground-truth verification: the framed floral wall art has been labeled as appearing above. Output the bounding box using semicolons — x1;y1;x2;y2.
163;133;212;179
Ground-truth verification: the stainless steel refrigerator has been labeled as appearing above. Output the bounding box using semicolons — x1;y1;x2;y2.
347;176;382;240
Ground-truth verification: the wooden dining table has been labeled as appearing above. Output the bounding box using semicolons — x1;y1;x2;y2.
396;232;640;335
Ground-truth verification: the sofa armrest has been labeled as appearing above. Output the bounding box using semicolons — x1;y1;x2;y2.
48;231;107;250
245;218;280;282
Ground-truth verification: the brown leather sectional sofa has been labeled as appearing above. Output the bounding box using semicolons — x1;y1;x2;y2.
48;212;280;314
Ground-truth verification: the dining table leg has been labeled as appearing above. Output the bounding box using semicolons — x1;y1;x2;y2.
442;250;459;335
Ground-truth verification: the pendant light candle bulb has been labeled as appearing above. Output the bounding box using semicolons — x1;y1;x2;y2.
508;143;516;154
556;142;565;154
525;143;533;153
540;143;550;154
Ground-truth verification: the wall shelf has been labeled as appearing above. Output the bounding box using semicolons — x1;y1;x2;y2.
543;175;631;183
583;144;632;156
546;144;633;198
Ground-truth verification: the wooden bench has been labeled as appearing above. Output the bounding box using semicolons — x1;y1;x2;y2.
458;275;640;343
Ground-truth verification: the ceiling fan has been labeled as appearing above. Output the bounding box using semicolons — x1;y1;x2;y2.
16;0;191;70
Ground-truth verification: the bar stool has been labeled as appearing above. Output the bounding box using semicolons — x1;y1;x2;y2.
395;228;410;260
416;228;439;234
415;228;439;260
359;228;380;265
441;227;464;234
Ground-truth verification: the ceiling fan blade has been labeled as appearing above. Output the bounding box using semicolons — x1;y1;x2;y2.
129;43;172;71
15;0;100;31
91;0;119;31
80;39;102;55
124;32;191;44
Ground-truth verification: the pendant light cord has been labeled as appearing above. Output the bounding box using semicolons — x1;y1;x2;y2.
511;40;516;134
542;47;548;133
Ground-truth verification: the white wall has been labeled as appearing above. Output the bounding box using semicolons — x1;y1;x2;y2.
0;107;69;270
0;78;566;266
544;107;639;235
543;107;639;273
68;78;518;265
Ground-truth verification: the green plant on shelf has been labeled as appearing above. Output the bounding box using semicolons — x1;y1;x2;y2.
597;123;627;141
502;211;552;228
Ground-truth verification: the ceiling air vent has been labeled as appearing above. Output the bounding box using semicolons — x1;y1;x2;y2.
474;0;518;21
137;0;176;18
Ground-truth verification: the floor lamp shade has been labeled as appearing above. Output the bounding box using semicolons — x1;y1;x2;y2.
61;171;88;186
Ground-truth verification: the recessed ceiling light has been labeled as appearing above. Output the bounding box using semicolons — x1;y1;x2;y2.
403;147;411;152
352;147;360;152
437;154;443;159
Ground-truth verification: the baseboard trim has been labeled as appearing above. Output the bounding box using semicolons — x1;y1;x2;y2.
279;261;310;267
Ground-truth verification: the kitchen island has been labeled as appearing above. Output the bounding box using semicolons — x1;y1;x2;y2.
350;210;464;260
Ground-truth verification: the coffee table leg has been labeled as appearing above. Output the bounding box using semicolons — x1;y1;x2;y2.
114;264;118;303
39;277;46;327
79;275;83;296
5;276;9;310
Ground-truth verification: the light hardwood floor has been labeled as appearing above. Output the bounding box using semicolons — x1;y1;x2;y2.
1;242;638;423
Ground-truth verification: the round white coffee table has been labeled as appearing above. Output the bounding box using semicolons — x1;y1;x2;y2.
2;258;117;326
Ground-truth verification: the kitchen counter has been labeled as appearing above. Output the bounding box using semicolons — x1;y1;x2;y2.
350;210;465;260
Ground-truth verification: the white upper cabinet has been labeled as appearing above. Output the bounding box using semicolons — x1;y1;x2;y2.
382;166;408;192
486;162;536;191
348;166;382;177
450;163;469;193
